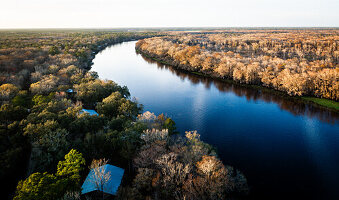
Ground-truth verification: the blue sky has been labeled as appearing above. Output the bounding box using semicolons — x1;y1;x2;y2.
0;0;338;28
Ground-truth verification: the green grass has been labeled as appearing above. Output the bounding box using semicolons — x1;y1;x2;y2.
191;71;205;76
302;97;339;111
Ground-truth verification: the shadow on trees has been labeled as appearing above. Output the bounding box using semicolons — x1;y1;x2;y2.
139;53;339;124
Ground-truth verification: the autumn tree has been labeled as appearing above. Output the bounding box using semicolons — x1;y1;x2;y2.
0;83;19;101
89;158;111;200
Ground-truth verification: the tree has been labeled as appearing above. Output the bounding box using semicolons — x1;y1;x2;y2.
155;152;192;198
56;149;86;186
182;155;248;200
0;31;159;199
96;92;122;118
30;75;59;94
164;118;177;135
136;33;339;100
96;91;140;119
313;68;339;100
140;129;169;144
31;93;54;106
49;46;60;55
11;90;31;107
89;158;111;200
74;80;129;106
14;172;59;200
30;128;70;173
0;83;19;101
14;149;86;200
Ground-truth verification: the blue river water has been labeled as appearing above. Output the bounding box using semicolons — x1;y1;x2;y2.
91;41;339;199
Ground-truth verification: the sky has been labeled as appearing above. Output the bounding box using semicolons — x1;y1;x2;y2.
0;0;338;28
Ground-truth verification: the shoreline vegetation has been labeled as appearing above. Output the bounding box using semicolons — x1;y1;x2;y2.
137;48;339;112
135;31;339;112
0;30;249;199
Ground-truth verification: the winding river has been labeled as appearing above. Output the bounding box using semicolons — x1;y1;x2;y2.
91;41;339;199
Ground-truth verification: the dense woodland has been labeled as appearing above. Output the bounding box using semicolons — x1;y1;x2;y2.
0;30;248;200
136;30;339;101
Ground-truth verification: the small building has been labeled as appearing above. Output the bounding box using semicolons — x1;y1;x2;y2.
66;89;74;93
65;89;76;99
81;164;124;196
80;109;99;116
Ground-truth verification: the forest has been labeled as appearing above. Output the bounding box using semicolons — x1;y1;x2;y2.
0;30;248;200
135;30;339;103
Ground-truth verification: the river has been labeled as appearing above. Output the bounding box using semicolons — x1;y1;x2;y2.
91;41;339;199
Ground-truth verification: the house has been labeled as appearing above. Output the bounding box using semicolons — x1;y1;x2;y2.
66;89;74;93
65;89;76;99
81;164;124;196
80;109;99;116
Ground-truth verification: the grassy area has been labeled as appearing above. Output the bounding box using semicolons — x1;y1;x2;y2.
302;97;339;111
192;71;205;76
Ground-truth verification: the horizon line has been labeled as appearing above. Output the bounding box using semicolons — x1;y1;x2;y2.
1;26;339;30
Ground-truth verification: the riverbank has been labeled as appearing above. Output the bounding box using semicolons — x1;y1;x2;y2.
135;48;339;112
83;35;160;70
93;40;339;199
76;39;250;199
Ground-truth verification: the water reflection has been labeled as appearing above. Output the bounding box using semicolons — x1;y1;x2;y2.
139;53;339;124
91;41;339;199
302;117;339;198
191;85;207;133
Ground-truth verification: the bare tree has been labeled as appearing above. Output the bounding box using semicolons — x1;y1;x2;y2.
89;159;111;200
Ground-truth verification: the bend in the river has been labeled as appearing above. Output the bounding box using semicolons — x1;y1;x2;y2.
91;41;339;199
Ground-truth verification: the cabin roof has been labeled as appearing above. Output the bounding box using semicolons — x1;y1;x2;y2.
81;164;124;196
80;109;99;116
66;89;74;93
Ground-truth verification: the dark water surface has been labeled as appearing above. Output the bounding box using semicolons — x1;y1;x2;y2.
91;41;339;199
